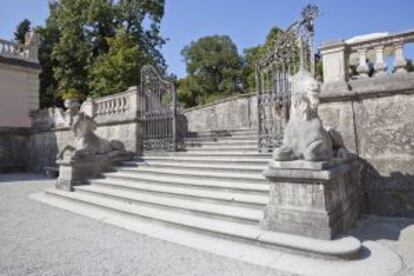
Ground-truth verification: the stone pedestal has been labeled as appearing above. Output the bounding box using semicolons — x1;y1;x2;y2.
56;156;110;191
55;151;131;192
261;158;361;240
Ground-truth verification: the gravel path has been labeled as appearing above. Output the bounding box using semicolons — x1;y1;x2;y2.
0;174;294;276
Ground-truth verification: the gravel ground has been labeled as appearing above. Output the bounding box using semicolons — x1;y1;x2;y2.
0;174;294;276
1;174;413;276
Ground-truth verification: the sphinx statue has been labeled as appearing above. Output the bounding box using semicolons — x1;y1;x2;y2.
273;69;347;162
56;112;129;191
58;112;126;160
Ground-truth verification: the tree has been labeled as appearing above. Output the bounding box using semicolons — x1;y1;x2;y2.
89;30;148;97
116;0;167;72
35;0;167;105
14;19;31;44
242;45;261;92
37;1;61;108
242;26;284;92
180;35;243;107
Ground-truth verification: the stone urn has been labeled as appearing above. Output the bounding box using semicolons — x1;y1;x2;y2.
64;99;80;114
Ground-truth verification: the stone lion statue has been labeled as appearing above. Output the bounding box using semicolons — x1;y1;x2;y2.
57;112;125;160
273;69;347;162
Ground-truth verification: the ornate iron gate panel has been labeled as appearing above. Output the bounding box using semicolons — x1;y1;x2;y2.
140;64;177;151
256;5;319;152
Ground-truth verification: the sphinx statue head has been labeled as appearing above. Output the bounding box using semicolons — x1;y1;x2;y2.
273;69;347;162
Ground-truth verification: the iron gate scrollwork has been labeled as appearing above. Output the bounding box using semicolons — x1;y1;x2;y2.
256;5;319;152
140;64;177;151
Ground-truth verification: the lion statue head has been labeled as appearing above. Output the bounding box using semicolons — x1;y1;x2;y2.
289;69;320;121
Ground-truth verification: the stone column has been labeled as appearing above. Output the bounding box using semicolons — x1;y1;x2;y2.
374;46;387;77
356;48;369;78
320;40;349;92
393;43;407;75
261;158;361;240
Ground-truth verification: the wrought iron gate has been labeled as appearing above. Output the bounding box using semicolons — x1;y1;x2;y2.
140;64;177;151
256;5;319;152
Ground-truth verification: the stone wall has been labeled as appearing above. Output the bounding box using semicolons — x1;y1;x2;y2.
27;121;142;173
0;128;29;172
319;74;414;217
183;93;257;133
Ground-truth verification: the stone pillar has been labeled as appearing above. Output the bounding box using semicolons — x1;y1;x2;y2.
356;48;370;78
80;97;95;117
261;158;361;240
374;46;387;77
393;43;407;75
320;40;350;92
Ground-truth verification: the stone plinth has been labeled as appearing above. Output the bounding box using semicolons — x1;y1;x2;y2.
56;156;111;191
261;158;361;240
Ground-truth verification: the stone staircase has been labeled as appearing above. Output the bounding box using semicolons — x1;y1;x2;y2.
37;129;361;259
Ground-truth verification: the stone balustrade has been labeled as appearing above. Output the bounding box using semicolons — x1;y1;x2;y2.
0;32;38;62
81;86;142;124
320;29;414;88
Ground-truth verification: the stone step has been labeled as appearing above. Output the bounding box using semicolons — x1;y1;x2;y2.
144;152;271;159
115;166;267;183
42;189;361;259
91;177;268;207
102;172;269;194
197;140;257;146
136;156;269;166
216;135;257;140
75;185;262;224
122;160;265;173
186;145;258;152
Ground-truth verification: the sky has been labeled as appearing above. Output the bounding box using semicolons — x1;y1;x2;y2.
1;0;413;78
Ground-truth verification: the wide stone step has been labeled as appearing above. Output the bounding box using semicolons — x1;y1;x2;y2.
42;189;361;259
198;140;257;146
75;185;262;224
186;145;258;152
115;166;267;183
102;172;269;194
216;135;258;141
122;160;266;173
137;156;270;166
145;152;271;159
91;177;268;208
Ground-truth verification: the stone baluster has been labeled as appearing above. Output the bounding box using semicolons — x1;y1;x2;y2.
393;43;407;75
374;46;387;77
356;48;369;78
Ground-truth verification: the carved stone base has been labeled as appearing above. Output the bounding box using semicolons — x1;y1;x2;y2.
56;152;131;192
261;158;361;240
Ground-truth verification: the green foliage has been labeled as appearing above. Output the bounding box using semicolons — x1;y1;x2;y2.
89;30;147;97
52;0;90;96
60;88;82;100
36;0;166;106
37;1;60;108
406;59;414;72
178;35;243;107
242;26;284;92
242;45;261;92
14;19;31;44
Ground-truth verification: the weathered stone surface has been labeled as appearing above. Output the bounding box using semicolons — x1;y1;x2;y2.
26;120;141;173
95;122;142;154
320;75;414;217
56;156;113;191
183;94;257;133
268;157;355;171
318;101;357;153
0;127;29;172
353;94;414;217
261;160;362;240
